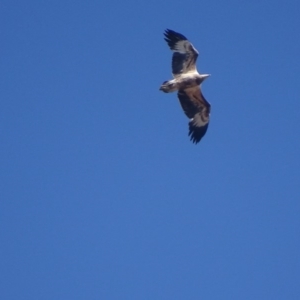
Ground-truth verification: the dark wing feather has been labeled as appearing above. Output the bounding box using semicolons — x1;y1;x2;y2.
164;29;199;77
177;88;211;144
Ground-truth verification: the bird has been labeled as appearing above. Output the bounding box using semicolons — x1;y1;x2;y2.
159;29;211;144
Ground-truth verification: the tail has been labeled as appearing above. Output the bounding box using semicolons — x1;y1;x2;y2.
159;80;177;93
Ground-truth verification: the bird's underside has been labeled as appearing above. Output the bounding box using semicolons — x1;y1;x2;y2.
159;29;211;144
159;73;203;93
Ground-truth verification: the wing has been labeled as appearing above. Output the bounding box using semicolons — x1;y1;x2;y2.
164;29;199;77
177;87;211;144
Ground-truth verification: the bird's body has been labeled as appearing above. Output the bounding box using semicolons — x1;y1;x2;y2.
159;29;211;144
160;73;203;93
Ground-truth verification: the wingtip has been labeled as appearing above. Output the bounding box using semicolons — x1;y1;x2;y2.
188;122;209;144
163;29;188;42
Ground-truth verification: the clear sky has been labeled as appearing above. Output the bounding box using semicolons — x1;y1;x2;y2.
1;0;300;299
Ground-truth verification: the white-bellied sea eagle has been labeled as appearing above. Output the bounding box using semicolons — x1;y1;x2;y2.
159;29;211;144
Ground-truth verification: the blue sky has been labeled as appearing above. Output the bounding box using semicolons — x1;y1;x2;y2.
1;0;300;299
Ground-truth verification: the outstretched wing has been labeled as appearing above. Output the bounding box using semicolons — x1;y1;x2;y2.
177;87;211;144
164;29;199;77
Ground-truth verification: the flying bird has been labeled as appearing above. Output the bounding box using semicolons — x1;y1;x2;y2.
159;29;211;144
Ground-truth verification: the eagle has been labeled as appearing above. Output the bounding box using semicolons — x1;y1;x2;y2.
159;29;211;144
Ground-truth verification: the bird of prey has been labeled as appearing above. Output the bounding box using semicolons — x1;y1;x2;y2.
159;29;211;144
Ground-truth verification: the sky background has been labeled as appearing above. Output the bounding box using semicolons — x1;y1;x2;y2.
1;0;300;299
